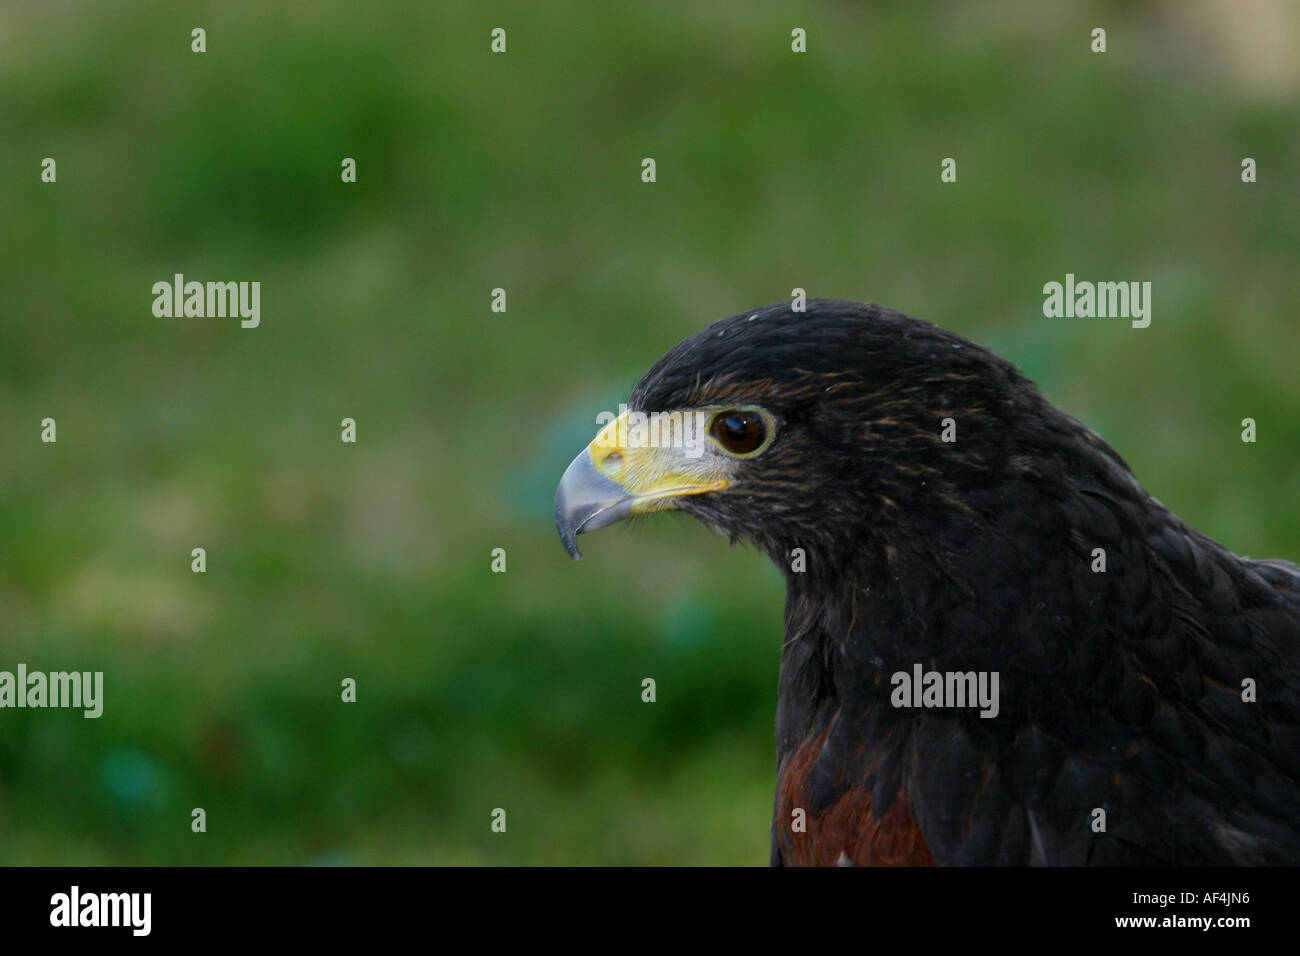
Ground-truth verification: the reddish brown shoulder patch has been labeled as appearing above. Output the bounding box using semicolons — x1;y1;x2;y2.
775;730;934;866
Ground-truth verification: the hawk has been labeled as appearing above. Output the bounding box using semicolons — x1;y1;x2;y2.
555;300;1300;865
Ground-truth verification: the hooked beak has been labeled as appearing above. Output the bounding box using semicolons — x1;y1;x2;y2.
554;409;728;559
553;448;636;559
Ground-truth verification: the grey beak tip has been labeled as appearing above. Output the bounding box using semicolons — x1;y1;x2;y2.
557;519;584;560
555;446;632;562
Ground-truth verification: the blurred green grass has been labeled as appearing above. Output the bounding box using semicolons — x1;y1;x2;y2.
0;1;1297;863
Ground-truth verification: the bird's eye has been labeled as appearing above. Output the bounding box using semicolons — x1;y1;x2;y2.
710;410;768;456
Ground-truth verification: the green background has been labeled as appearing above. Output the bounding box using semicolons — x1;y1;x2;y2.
1;2;1297;864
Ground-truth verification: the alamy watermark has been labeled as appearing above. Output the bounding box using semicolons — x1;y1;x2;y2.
0;664;103;718
594;404;711;458
891;663;999;718
152;273;260;328
1042;273;1151;328
50;886;150;936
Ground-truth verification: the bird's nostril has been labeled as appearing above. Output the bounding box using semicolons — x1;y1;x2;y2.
601;452;623;471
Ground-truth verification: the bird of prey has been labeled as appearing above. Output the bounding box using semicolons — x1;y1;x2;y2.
554;299;1300;866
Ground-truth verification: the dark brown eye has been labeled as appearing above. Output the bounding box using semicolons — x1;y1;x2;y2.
711;411;767;455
